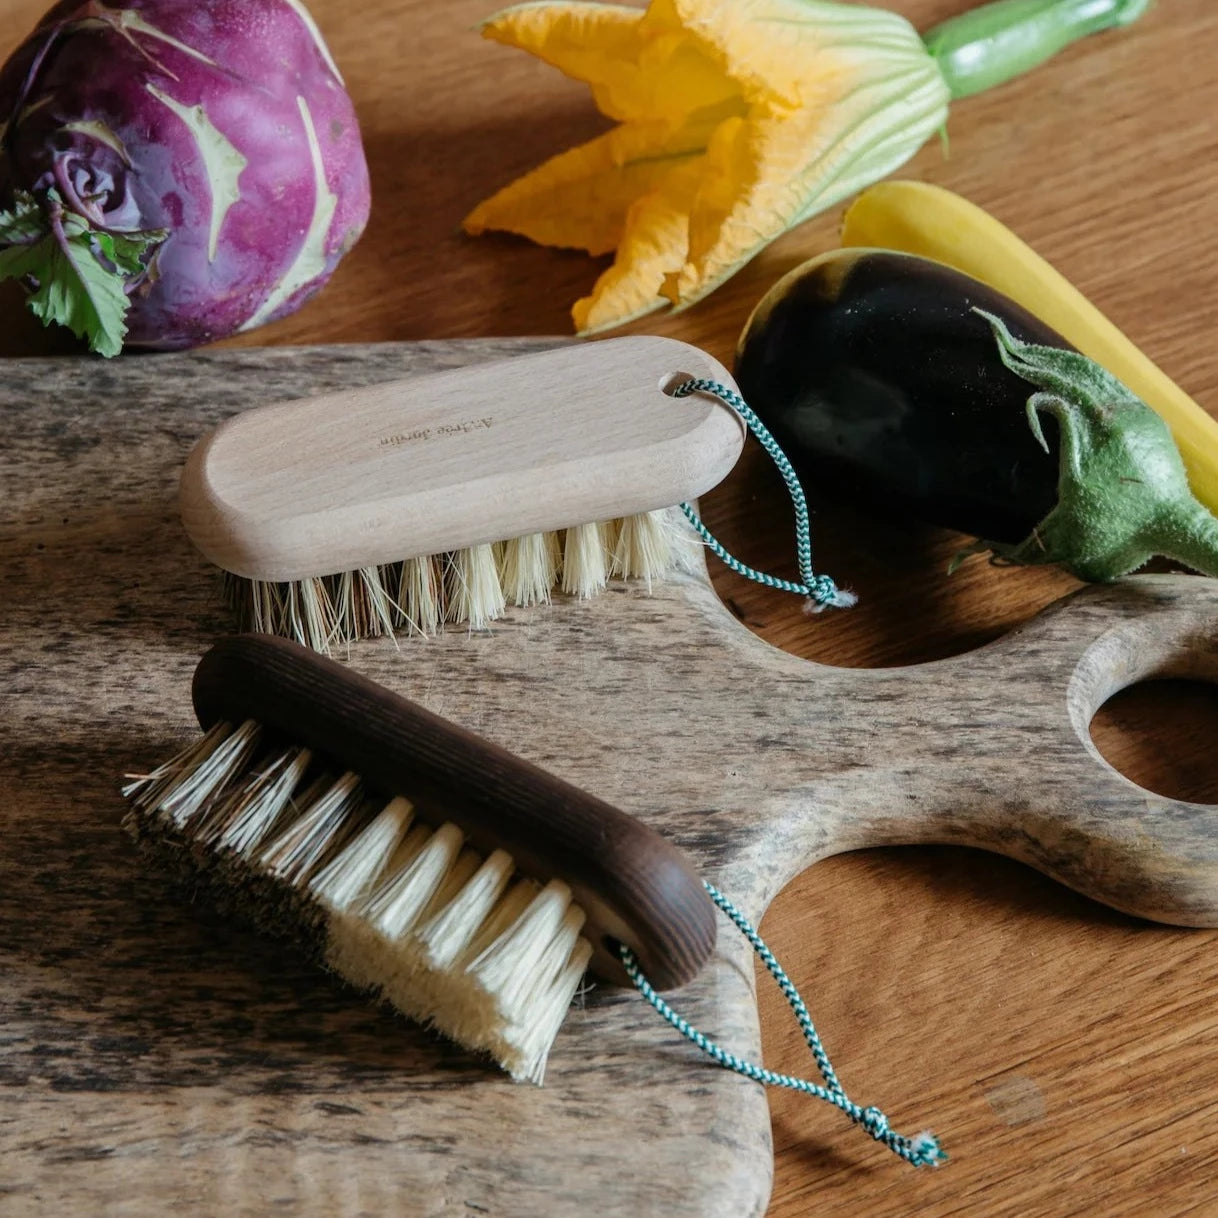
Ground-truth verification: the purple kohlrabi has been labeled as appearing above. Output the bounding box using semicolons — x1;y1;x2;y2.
0;0;371;354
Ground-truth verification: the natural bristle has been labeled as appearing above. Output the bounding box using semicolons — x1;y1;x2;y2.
398;556;441;637
561;521;610;599
122;721;594;1083
445;543;506;630
612;509;690;587
224;508;701;651
501;532;560;608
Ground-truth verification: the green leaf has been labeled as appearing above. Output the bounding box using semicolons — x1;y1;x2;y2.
0;237;48;281
0;190;47;245
0;191;164;357
29;230;131;357
93;228;168;276
0;225;129;357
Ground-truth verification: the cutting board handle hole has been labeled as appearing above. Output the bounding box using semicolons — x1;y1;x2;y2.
1091;678;1218;804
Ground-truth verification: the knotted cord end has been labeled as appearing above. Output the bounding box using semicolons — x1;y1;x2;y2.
906;1131;949;1168
859;1106;946;1167
803;576;857;614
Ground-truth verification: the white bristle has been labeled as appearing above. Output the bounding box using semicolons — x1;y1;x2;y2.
309;795;414;911
664;507;705;573
514;902;589;1026
283;581;306;648
236;569;404;652
261;583;281;637
381;820;434;872
446;544;506;629
245;580;266;634
612;509;676;586
358;565;400;639
398;555;441;636
227;507;701;651
561;521;609;598
466;880;580;1019
258;580;281;635
258;772;365;883
158;721;262;828
601;517;623;564
123;727;595;1084
500;910;594;1084
500;532;560;607
377;870;533;1047
418;845;484;926
331;571;358;642
300;577;338;652
435;879;590;1083
413;848;516;971
122;719;235;807
459;876;542;964
200;746;313;853
327;825;490;1010
362;822;466;937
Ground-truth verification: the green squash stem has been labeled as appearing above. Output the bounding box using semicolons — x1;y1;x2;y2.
923;0;1152;100
971;311;1218;582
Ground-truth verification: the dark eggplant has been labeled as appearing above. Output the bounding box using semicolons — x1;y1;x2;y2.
735;249;1218;582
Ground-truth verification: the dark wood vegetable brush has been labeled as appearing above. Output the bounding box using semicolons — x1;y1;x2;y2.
122;635;716;1083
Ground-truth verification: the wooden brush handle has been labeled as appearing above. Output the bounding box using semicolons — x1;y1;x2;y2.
180;336;745;582
192;634;717;989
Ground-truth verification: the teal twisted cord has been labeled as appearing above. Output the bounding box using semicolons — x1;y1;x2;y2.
671;378;856;612
620;881;946;1169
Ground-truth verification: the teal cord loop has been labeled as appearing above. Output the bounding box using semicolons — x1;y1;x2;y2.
670;378;856;613
620;881;946;1169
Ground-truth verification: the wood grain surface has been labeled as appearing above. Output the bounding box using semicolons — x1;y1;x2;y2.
1;1;1217;1216
4;343;1218;1218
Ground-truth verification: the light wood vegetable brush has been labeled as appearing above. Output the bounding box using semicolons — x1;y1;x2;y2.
179;337;745;651
121;635;716;1083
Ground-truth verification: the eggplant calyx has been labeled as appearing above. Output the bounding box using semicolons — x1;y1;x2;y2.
967;311;1218;582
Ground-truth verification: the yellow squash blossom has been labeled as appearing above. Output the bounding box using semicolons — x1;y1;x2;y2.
463;0;1150;333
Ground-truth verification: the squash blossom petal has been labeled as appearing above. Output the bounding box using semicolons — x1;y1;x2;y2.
465;0;1150;333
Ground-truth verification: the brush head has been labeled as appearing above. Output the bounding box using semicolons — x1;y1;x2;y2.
219;507;704;652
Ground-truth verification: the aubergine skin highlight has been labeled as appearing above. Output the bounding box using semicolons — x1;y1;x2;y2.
0;0;370;352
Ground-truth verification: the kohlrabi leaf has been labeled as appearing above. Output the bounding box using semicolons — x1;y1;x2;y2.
0;221;126;357
0;235;47;281
93;228;168;277
0;193;165;357
0;191;48;245
24;227;130;357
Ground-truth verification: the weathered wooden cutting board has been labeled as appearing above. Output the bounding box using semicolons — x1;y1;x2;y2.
3;340;1218;1218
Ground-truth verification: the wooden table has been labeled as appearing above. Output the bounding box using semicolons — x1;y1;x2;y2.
2;1;1217;1214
